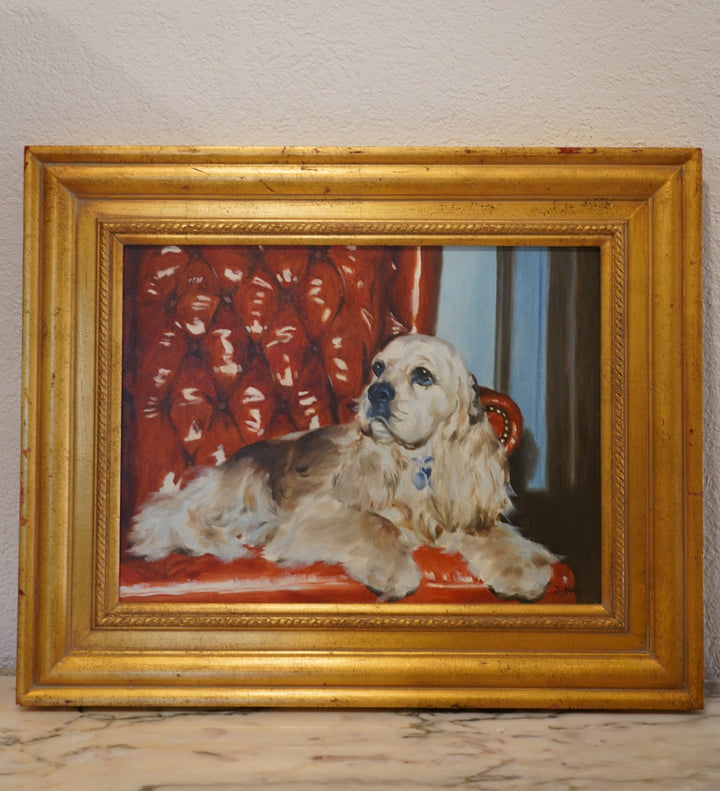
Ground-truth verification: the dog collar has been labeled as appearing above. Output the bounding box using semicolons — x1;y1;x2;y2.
411;456;434;491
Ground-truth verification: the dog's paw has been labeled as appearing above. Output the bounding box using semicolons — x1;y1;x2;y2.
363;555;423;602
208;535;254;563
452;524;557;603
480;547;555;602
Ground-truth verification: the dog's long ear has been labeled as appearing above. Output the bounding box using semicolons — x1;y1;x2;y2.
468;373;481;424
432;392;511;533
443;370;482;441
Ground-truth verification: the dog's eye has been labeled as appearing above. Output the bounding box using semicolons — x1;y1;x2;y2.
372;360;385;377
411;366;435;387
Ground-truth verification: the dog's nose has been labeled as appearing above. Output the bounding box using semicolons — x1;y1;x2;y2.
369;381;395;405
368;382;395;418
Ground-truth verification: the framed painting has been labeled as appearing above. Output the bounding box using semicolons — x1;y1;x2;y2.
17;147;703;709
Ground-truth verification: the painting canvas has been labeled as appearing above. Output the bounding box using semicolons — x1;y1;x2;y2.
118;243;599;606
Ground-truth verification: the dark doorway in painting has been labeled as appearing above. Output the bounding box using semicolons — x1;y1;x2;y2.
495;248;602;604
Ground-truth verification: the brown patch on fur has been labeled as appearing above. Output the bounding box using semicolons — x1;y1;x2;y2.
228;425;350;507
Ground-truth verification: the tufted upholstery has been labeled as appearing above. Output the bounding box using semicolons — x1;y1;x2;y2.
121;244;443;521
119;244;574;604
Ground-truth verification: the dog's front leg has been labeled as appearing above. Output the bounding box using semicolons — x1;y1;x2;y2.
341;512;423;602
441;523;557;602
263;499;423;601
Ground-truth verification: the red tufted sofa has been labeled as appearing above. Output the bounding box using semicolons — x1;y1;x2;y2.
119;244;575;604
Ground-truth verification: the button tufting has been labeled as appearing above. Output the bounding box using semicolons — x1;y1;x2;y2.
123;245;445;515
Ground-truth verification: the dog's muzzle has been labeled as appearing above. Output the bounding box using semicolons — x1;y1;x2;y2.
367;381;395;419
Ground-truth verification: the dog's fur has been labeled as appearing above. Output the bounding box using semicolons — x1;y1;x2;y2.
128;334;557;601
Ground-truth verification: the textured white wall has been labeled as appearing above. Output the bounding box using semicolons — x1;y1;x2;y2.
1;0;718;676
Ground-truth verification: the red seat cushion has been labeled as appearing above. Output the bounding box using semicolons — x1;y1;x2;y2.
119;547;575;604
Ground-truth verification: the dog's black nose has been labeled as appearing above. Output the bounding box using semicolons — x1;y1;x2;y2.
368;381;395;418
369;381;395;405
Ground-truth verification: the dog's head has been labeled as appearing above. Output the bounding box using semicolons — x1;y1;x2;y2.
358;334;480;448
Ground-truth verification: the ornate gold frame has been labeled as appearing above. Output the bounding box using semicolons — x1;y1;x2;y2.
17;147;704;709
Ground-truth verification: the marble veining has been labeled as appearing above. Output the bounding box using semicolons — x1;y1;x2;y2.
1;677;719;790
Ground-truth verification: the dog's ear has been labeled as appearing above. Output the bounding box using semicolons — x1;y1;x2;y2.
468;373;481;424
441;369;482;443
432;378;511;532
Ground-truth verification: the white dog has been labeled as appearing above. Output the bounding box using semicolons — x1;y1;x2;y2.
128;334;557;601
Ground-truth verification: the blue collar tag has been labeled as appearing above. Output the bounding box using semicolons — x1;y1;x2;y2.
412;456;434;491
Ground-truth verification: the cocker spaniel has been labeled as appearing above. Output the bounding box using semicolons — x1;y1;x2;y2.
128;334;557;601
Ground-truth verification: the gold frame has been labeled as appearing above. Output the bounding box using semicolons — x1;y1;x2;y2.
18;147;704;709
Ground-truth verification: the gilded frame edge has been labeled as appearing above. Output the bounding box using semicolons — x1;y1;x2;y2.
17;146;704;709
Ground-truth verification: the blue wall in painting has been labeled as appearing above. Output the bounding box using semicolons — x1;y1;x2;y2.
435;247;497;387
436;247;549;489
505;248;549;489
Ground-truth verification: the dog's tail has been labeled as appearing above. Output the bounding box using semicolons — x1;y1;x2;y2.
127;463;278;562
127;473;212;561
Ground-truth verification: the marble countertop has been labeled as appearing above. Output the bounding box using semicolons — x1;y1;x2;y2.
2;676;719;790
